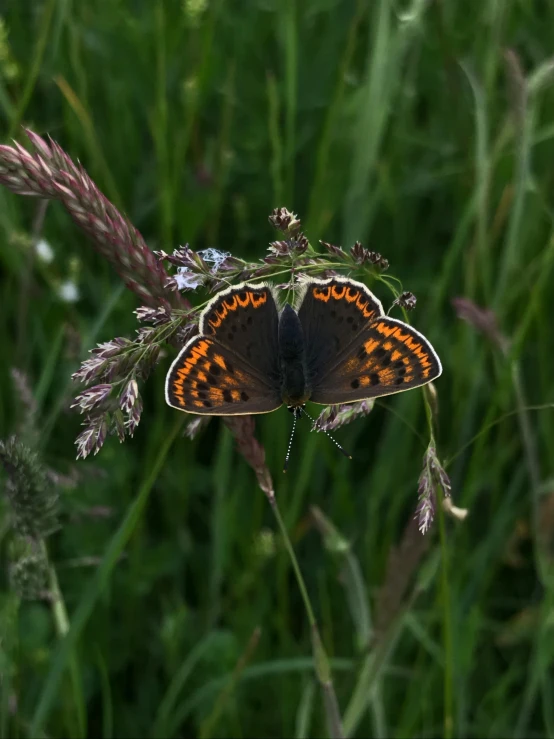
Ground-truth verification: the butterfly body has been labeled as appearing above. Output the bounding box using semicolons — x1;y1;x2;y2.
165;277;442;416
278;304;310;407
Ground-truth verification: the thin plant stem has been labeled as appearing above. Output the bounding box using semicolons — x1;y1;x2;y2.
437;477;454;739
423;393;453;739
270;496;345;739
41;540;86;738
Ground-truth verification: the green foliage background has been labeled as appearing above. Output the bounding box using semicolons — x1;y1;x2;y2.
1;0;554;736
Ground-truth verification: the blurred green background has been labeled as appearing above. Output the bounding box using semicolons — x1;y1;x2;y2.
1;1;554;737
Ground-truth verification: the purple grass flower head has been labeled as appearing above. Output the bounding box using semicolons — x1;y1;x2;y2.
223;416;274;501
0;130;185;310
120;379;139;414
315;400;375;431
125;394;143;437
135;306;172;325
415;442;452;535
71;384;112;413
75;416;109;460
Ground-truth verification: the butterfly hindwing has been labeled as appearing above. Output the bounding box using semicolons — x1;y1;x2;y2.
309;316;442;405
165;335;282;415
297;277;384;386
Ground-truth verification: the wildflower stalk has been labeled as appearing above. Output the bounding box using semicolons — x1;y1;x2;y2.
0;129;183;309
0;436;85;735
41;539;86;736
270;496;344;739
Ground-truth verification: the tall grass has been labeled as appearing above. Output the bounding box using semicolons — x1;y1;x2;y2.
1;0;554;736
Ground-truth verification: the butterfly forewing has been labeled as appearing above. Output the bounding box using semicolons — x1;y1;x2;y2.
297;277;384;385
308;316;442;405
165;335;282;415
200;283;280;381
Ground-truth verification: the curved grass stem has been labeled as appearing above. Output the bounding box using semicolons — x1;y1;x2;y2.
270;496;345;739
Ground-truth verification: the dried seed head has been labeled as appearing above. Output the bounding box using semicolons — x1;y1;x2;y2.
350;241;366;263
393;292;417;311
350;241;389;270
268;240;292;256
268;207;301;234
158;244;207;272
292;232;309;255
320;240;346;258
370;252;389;270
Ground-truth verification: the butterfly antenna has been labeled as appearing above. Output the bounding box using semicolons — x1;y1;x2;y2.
283;408;300;473
299;407;352;460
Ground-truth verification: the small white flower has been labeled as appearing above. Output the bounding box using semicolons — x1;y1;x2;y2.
34;238;54;264
174;269;205;291
58;280;80;303
198;248;231;271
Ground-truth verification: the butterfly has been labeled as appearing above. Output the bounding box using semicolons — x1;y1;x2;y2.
165;276;442;416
